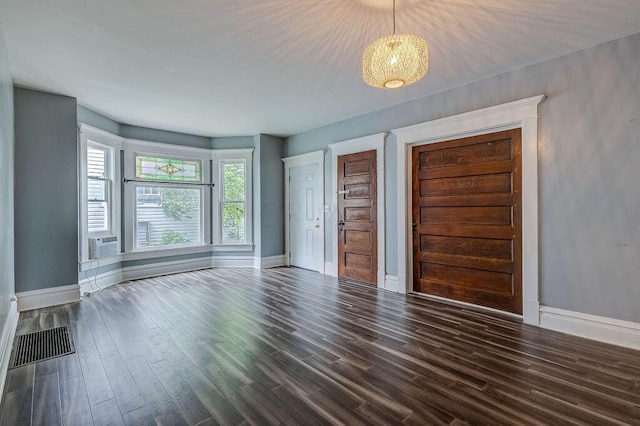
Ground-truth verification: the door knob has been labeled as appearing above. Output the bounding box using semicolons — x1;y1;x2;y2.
338;220;345;231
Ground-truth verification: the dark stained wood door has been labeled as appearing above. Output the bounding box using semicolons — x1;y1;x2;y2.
412;129;522;314
338;150;377;285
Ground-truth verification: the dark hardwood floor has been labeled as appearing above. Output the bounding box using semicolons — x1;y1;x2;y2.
1;267;640;425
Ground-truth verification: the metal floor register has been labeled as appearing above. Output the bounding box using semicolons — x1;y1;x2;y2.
11;325;75;368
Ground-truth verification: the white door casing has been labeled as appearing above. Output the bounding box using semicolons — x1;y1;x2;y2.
392;95;544;325
283;151;325;273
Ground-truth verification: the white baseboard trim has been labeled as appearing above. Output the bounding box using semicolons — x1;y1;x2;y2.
324;262;337;277
124;257;213;282
79;269;124;296
0;298;19;396
255;255;286;269
384;275;399;292
80;256;257;297
539;306;640;350
16;284;81;312
411;291;523;321
523;299;541;326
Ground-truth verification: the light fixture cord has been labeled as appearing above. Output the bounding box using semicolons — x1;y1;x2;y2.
393;0;396;35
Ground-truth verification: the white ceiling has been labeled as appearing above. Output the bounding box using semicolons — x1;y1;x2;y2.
1;0;639;137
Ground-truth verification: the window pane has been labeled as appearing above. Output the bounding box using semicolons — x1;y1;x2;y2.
136;186;201;248
222;202;245;243
135;155;200;182
87;146;106;177
88;178;108;201
87;145;110;234
223;162;245;201
88;201;109;233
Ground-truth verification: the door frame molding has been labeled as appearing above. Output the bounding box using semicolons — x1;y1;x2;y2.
328;133;386;289
282;150;326;273
392;96;545;325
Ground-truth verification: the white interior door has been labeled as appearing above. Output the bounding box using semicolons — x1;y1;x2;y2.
289;164;322;271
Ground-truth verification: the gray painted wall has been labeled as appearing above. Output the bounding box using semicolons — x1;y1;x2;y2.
251;134;285;258
14;88;78;292
0;25;14;334
258;135;285;257
285;32;640;323
120;124;210;149
78;105;120;135
212;136;254;149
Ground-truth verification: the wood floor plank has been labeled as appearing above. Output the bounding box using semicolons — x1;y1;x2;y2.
31;372;61;426
172;361;243;426
0;387;32;426
59;376;93;426
58;353;83;381
90;398;124;426
3;266;640;425
147;359;211;425
121;405;155;426
124;356;184;422
78;350;114;407
4;364;34;394
100;353;146;416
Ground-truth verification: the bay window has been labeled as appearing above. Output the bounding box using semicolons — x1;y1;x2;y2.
79;126;254;266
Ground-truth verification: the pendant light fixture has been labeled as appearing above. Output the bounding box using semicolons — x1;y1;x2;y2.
362;0;428;89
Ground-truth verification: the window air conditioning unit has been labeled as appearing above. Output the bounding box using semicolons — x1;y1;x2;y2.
88;236;118;259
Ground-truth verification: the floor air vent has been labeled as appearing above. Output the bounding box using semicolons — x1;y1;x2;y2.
11;326;75;368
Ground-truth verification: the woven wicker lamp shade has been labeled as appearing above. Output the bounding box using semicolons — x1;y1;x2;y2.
362;33;428;89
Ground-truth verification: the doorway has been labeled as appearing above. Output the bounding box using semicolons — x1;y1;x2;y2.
412;129;522;314
337;150;377;285
283;151;325;273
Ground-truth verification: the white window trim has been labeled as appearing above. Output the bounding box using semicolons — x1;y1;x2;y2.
78;123;123;263
212;148;254;248
391;95;545;325
123;141;212;254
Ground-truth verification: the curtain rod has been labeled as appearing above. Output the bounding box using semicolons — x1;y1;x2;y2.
122;178;215;187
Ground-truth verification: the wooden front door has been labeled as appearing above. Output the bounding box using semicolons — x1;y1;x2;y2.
412;129;522;314
338;150;377;285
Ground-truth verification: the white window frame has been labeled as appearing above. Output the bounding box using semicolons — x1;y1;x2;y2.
78;123;122;263
123;139;212;255
212;149;253;251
